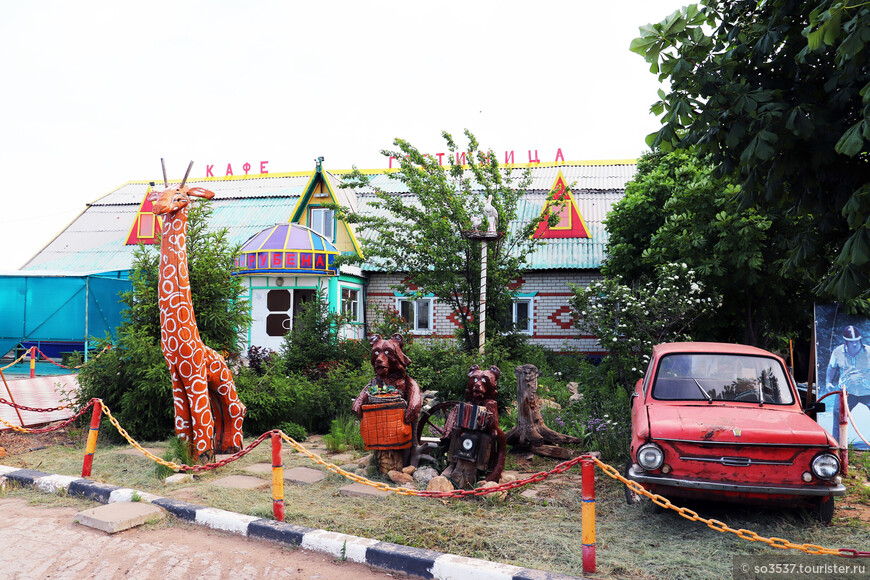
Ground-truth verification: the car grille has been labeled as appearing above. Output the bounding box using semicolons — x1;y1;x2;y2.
680;455;793;467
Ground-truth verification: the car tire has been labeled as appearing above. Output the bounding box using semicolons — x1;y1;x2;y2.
623;462;642;505
814;496;835;524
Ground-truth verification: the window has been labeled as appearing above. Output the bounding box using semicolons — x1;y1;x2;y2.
310;208;334;240
509;298;533;334
398;298;433;331
342;287;360;322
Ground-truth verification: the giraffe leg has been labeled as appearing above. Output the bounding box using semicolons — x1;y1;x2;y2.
170;367;194;452
205;347;246;453
179;350;215;463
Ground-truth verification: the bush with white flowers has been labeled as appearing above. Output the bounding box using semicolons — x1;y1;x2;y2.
570;262;721;393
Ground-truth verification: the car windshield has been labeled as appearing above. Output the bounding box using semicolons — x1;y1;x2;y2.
652;353;795;404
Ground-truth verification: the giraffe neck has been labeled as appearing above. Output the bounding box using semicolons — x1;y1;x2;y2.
158;207;200;337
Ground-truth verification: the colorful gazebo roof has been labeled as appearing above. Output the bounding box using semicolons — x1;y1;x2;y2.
233;223;338;276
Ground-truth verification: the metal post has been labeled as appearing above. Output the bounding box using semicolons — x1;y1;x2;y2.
581;457;596;574
479;240;487;354
272;431;285;521
82;400;102;477
0;368;25;427
29;347;36;379
839;389;849;474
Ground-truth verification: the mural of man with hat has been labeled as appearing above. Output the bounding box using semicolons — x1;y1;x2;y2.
825;325;870;441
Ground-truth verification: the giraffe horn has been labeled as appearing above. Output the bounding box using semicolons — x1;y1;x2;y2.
160;158;168;188
180;160;194;188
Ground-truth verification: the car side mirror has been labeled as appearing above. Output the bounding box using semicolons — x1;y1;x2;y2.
804;401;825;419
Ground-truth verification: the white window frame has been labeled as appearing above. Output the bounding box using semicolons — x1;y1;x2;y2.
341;287;361;323
309;207;335;240
510;297;534;334
397;297;434;332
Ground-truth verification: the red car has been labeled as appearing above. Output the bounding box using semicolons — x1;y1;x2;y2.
627;342;846;522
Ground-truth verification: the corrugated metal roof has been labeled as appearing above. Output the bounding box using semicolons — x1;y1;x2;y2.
21;161;635;274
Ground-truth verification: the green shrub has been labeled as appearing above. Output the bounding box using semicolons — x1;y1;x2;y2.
322;414;364;453
277;421;307;442
236;361;369;435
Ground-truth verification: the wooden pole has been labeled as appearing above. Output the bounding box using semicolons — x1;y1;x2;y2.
160;158;169;188
479;240;487;354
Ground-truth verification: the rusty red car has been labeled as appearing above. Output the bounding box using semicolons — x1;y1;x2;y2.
627;342;846;522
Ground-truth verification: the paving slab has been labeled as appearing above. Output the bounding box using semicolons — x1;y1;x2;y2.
323;453;355;465
244;462;274;475
74;501;166;533
210;475;269;490
338;483;390;498
284;466;327;484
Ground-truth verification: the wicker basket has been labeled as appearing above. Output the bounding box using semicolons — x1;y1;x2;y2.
360;394;412;450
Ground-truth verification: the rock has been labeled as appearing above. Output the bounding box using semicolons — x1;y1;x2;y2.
566;382;579;395
426;476;454;493
387;470;413;484
412;466;439;487
165;473;195;485
537;398;562;410
357;454;372;468
499;473;517;484
402;465;416;475
476;480;507;501
568;393;584;405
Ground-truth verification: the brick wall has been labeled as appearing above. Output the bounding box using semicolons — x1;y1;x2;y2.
364;270;604;353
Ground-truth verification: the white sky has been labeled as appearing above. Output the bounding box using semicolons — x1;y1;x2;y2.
0;0;683;272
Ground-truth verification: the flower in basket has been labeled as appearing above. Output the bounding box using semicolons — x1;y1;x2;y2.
368;382;399;396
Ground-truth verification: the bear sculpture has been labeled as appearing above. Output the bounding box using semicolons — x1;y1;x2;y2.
352;333;422;473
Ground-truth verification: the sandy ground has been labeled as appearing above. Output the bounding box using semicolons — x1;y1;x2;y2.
0;498;404;580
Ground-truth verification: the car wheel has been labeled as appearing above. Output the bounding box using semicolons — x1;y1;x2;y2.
814;496;835;524
623;462;642;505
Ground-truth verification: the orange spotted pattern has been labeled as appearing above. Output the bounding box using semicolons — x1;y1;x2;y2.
152;185;246;461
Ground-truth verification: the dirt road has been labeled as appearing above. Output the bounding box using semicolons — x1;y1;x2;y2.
0;498;402;579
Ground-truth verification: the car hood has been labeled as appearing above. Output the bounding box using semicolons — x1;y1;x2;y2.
647;404;832;446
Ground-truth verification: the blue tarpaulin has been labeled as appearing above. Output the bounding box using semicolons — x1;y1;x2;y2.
0;272;131;359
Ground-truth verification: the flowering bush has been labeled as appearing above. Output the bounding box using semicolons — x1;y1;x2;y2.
570;262;721;393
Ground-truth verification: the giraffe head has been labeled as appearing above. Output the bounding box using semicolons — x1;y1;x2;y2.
151;184;215;216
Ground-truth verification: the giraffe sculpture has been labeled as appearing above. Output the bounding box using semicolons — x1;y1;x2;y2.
151;162;246;462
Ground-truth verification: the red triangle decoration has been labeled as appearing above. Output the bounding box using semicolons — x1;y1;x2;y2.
534;170;590;239
125;186;162;245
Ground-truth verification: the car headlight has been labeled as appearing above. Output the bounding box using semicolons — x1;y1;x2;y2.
811;453;840;480
637;443;664;470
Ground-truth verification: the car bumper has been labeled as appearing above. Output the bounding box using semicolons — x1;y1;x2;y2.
628;464;847;497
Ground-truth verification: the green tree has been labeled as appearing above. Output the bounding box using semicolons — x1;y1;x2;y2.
631;1;870;306
339;130;557;352
76;201;249;440
605;150;815;347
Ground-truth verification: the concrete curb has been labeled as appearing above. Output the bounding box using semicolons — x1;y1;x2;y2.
0;464;581;580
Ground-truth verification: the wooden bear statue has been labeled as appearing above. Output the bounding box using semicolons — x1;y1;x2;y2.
352;334;422;473
441;364;507;488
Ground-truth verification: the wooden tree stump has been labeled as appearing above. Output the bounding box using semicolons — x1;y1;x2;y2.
506;364;584;450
